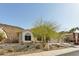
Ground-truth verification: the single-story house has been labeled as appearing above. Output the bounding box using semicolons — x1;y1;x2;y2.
1;23;79;44
0;23;34;44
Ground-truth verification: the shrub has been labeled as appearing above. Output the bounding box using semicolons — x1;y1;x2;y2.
35;43;43;49
7;49;14;52
55;44;60;48
35;44;42;49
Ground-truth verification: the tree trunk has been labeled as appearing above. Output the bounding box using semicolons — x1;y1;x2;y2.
43;36;50;50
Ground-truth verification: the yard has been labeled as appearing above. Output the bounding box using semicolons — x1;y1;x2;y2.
0;42;71;56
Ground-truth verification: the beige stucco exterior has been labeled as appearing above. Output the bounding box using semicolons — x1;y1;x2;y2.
0;23;33;43
19;30;34;44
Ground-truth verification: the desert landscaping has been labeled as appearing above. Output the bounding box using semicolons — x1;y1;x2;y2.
0;20;76;56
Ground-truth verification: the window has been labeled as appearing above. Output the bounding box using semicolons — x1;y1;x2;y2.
25;35;31;41
25;33;31;41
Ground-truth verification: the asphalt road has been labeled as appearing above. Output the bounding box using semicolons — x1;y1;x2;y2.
58;50;79;56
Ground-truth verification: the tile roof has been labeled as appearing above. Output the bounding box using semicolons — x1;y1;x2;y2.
0;23;24;30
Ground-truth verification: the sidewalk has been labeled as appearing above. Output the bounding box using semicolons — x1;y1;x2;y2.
21;45;79;56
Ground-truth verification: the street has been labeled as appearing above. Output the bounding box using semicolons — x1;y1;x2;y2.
58;50;79;56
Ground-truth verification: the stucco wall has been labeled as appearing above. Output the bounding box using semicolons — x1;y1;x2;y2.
0;24;24;43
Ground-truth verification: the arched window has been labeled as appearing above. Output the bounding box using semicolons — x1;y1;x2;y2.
25;33;31;41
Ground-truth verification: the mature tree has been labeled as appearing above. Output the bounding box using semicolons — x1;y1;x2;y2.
32;20;59;43
32;19;67;50
69;27;79;32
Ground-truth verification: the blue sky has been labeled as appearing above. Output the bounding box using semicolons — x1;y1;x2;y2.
0;3;79;31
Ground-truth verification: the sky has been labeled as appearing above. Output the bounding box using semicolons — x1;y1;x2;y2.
0;3;79;31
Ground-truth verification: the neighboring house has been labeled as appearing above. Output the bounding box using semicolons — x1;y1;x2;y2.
0;23;34;44
64;29;79;44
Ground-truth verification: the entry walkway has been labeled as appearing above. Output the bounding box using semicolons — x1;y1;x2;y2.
21;46;79;56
